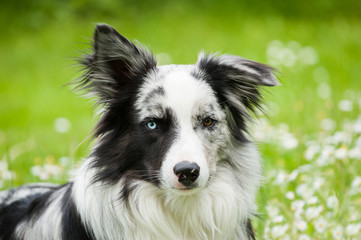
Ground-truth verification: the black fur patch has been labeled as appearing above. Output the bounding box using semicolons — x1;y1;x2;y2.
194;53;278;142
91;106;179;194
76;24;157;106
142;86;165;105
0;185;59;239
61;183;92;240
76;24;180;199
247;218;256;240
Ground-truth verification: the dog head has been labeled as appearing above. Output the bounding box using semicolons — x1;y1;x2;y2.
78;24;278;196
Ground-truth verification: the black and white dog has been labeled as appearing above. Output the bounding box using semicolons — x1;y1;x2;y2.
0;24;278;240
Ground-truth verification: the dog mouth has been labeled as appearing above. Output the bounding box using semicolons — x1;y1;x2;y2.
170;185;202;195
173;186;197;191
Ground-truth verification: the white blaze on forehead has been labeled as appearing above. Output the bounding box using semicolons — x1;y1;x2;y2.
162;70;215;123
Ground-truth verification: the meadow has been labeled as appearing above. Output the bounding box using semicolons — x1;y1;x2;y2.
1;0;361;239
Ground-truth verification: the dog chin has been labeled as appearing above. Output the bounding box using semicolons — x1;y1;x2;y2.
170;186;203;196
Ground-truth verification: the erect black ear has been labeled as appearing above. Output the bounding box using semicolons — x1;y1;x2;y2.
78;24;157;104
196;52;279;141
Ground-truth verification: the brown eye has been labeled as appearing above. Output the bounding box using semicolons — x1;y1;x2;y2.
202;118;216;128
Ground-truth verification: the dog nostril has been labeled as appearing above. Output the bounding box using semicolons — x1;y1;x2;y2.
173;161;200;186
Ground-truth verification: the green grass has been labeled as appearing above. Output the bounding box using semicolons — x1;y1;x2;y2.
1;0;361;238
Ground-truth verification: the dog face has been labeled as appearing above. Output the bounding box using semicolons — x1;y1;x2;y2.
78;24;278;196
136;66;229;193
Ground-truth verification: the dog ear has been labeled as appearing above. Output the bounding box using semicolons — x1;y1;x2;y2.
196;53;279;141
78;24;157;104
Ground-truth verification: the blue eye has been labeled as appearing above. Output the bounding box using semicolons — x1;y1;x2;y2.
146;121;158;130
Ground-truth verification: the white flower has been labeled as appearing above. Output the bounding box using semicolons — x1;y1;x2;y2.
273;215;284;223
298;234;311;240
320;118;336;131
39;171;50;181
54;117;71;133
351;176;361;188
305;206;323;220
266;205;279;218
291;200;305;212
313;177;325;190
314;217;327;233
296;184;314;199
335;147;348;159
299;46;318;65
327;195;339;209
267;41;284;67
349;147;361;159
286;191;295;200
281;133;298;149
2;171;14;180
44;164;62;176
339;99;353;112
333;226;343;239
279;123;290;132
346;223;361;236
288;170;299;182
282;236;291;240
31;166;41;176
349;211;360;222
0;160;8;172
271;224;289;238
307;196;318;205
59;156;71;166
274;171;288;185
304;144;320;161
281;48;298;67
316;156;328;166
317;145;335;166
297;164;312;173
332;132;350;145
294;209;303;220
353;119;361;133
30;164;62;181
295;219;307;232
267;40;283;55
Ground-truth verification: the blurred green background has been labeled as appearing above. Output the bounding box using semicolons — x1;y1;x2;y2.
1;0;361;237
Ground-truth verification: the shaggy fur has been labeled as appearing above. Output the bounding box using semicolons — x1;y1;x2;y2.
0;24;278;240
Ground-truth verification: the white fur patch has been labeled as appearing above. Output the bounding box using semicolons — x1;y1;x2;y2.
0;183;58;209
15;186;67;239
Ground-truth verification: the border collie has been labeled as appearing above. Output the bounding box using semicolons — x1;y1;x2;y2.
0;24;278;240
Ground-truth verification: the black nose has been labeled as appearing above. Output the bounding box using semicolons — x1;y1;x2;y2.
173;161;200;186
